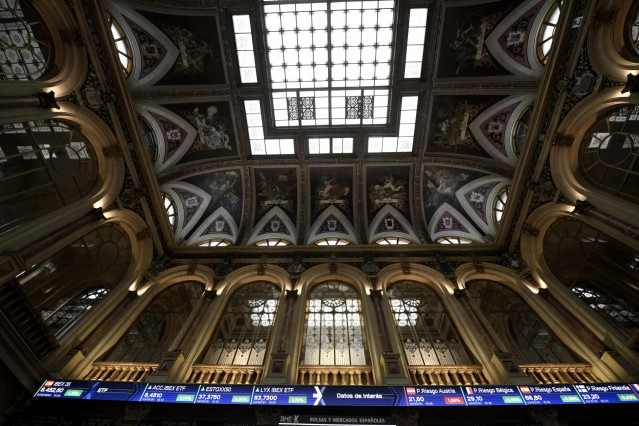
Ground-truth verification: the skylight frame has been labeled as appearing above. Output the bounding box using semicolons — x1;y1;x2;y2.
262;0;396;128
367;95;418;153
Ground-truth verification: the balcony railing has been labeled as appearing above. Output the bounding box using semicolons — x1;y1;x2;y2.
520;364;600;384
408;365;487;386
84;361;158;382
297;366;374;385
187;364;264;385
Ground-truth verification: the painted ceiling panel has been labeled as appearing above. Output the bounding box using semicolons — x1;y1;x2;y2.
366;165;412;223
133;9;226;86
254;168;298;225
309;166;354;223
427;95;507;159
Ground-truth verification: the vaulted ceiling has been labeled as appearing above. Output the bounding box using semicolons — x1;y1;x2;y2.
106;0;561;250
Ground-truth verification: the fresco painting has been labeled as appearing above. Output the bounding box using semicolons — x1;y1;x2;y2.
183;169;243;227
437;1;516;78
136;9;226;85
254;168;298;223
310;167;354;223
366;166;411;222
162;101;237;163
427;95;506;158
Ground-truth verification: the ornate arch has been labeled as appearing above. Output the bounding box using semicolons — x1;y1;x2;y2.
550;87;639;227
0;104;125;251
587;0;639;82
520;203;639;362
0;0;88;96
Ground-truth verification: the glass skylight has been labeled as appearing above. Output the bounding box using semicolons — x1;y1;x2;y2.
233;15;258;83
308;137;353;154
245;100;295;155
107;14;132;77
264;1;394;127
404;9;427;79
368;95;418;153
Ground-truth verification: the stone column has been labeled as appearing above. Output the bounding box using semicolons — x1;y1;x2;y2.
454;289;531;384
369;289;392;353
278;289;298;353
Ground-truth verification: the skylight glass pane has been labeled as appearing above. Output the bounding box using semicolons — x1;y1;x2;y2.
367;96;418;153
264;1;394;127
404;8;427;78
245;100;295;155
308;137;353;154
233;15;258;83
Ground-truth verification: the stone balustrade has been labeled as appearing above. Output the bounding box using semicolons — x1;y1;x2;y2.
187;364;264;385
520;363;600;384
84;361;158;382
297;366;374;385
408;365;487;386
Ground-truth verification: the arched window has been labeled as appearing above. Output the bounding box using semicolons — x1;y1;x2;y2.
0;0;52;80
161;192;177;230
467;280;578;364
254;238;291;246
374;236;413;245
493;187;509;226
543;217;639;340
0;120;98;232
301;282;370;366
580;105;639;203
512;104;532;156
537;0;562;65
626;4;639;57
107;13;132;78
388;282;472;366
105;282;203;363
313;237;352;246
197;238;231;247
20;223;132;339
436;236;474;244
139;117;157;163
40;287;108;337
201;283;280;366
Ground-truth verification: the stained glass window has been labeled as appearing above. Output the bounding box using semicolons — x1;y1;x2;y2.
467;280;577;364
0;0;51;80
264;1;394;127
201;283;280;366
0;120;98;231
41;287;108;338
388;282;472;366
630;6;639;56
301;282;369;366
543;217;639;340
106;282;203;363
580;105;639;203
